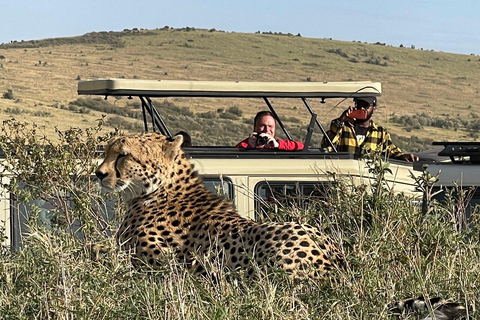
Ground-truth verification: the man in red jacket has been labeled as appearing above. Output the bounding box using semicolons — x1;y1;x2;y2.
236;111;304;151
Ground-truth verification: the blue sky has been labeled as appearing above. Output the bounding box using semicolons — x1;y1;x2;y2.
2;0;479;55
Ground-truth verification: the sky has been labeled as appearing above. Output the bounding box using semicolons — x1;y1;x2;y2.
2;0;479;55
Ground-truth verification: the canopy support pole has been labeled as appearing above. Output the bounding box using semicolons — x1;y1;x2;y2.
301;98;337;152
263;97;293;141
139;96;172;137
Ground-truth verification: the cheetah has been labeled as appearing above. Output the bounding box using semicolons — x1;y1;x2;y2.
95;133;342;278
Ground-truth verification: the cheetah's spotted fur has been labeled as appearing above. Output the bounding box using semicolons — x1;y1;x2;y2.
95;133;342;277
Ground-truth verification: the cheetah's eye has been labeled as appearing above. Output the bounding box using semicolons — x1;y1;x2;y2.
115;153;128;166
114;153;128;178
119;152;128;158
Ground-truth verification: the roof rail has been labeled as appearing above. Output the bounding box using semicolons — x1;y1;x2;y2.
433;142;480;164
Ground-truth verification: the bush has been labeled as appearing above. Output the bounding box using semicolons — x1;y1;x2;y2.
106;116;144;131
390;133;433;152
70;98;142;119
279;116;302;124
3;89;14;100
198;111;217;119
226;106;242;116
326;48;349;58
219;112;240;120
0;119;119;245
127;101;141;109
4;107;26;115
364;56;388;66
390;112;471;132
32;111;52;117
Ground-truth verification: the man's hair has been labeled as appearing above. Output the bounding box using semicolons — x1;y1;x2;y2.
253;111;275;127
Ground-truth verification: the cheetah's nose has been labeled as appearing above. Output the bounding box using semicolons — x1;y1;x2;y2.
95;170;108;181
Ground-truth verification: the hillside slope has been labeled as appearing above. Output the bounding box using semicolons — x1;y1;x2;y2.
0;28;479;150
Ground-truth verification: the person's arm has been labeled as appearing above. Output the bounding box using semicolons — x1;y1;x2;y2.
277;140;304;151
235;138;250;148
381;130;417;161
236;133;258;149
321;107;353;150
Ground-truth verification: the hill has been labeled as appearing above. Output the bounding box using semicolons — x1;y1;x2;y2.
0;27;479;151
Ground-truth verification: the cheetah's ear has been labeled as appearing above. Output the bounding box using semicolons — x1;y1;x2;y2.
165;134;184;160
172;134;183;148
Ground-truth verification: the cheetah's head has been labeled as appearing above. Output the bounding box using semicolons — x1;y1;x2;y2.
95;133;184;201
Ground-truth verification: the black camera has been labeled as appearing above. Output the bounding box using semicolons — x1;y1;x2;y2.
255;133;269;146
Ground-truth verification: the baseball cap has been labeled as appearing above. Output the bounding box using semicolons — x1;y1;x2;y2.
354;96;377;106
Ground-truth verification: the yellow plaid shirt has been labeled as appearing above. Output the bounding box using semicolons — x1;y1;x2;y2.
321;119;404;158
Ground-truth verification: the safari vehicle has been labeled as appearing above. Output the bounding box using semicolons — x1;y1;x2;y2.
1;79;423;247
78;78;420;219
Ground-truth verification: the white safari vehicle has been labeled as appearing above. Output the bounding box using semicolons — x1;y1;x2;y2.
2;79;423;247
79;78;419;218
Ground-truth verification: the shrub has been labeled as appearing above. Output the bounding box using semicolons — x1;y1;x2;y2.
226;106;242;116
364;56;388;66
70;98;142;119
390;133;433;152
4;107;26;115
3;89;14;100
219;112;240;120
0;119;119;246
127;101;141;109
326;48;349;58
32;111;52;117
198;111;217;119
106;116;144;131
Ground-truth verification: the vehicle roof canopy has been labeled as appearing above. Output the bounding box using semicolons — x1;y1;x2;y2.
78;79;381;98
77;78;382;151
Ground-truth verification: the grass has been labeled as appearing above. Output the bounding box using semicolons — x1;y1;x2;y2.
0;122;478;319
0;28;479;148
1;170;479;319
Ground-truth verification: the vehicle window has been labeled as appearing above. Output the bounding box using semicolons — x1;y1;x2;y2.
9;183;117;248
254;181;333;221
10;177;233;248
202;177;234;201
10;195;73;248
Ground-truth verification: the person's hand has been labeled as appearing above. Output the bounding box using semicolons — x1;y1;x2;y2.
398;153;419;162
263;134;279;149
247;132;258;148
339;106;354;123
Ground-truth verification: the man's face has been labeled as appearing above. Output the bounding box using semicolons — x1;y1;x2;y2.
254;115;276;137
355;100;375;121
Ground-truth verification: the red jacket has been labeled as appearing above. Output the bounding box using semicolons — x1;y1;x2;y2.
236;138;304;151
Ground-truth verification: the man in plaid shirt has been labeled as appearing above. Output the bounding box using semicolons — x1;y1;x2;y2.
322;97;418;162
